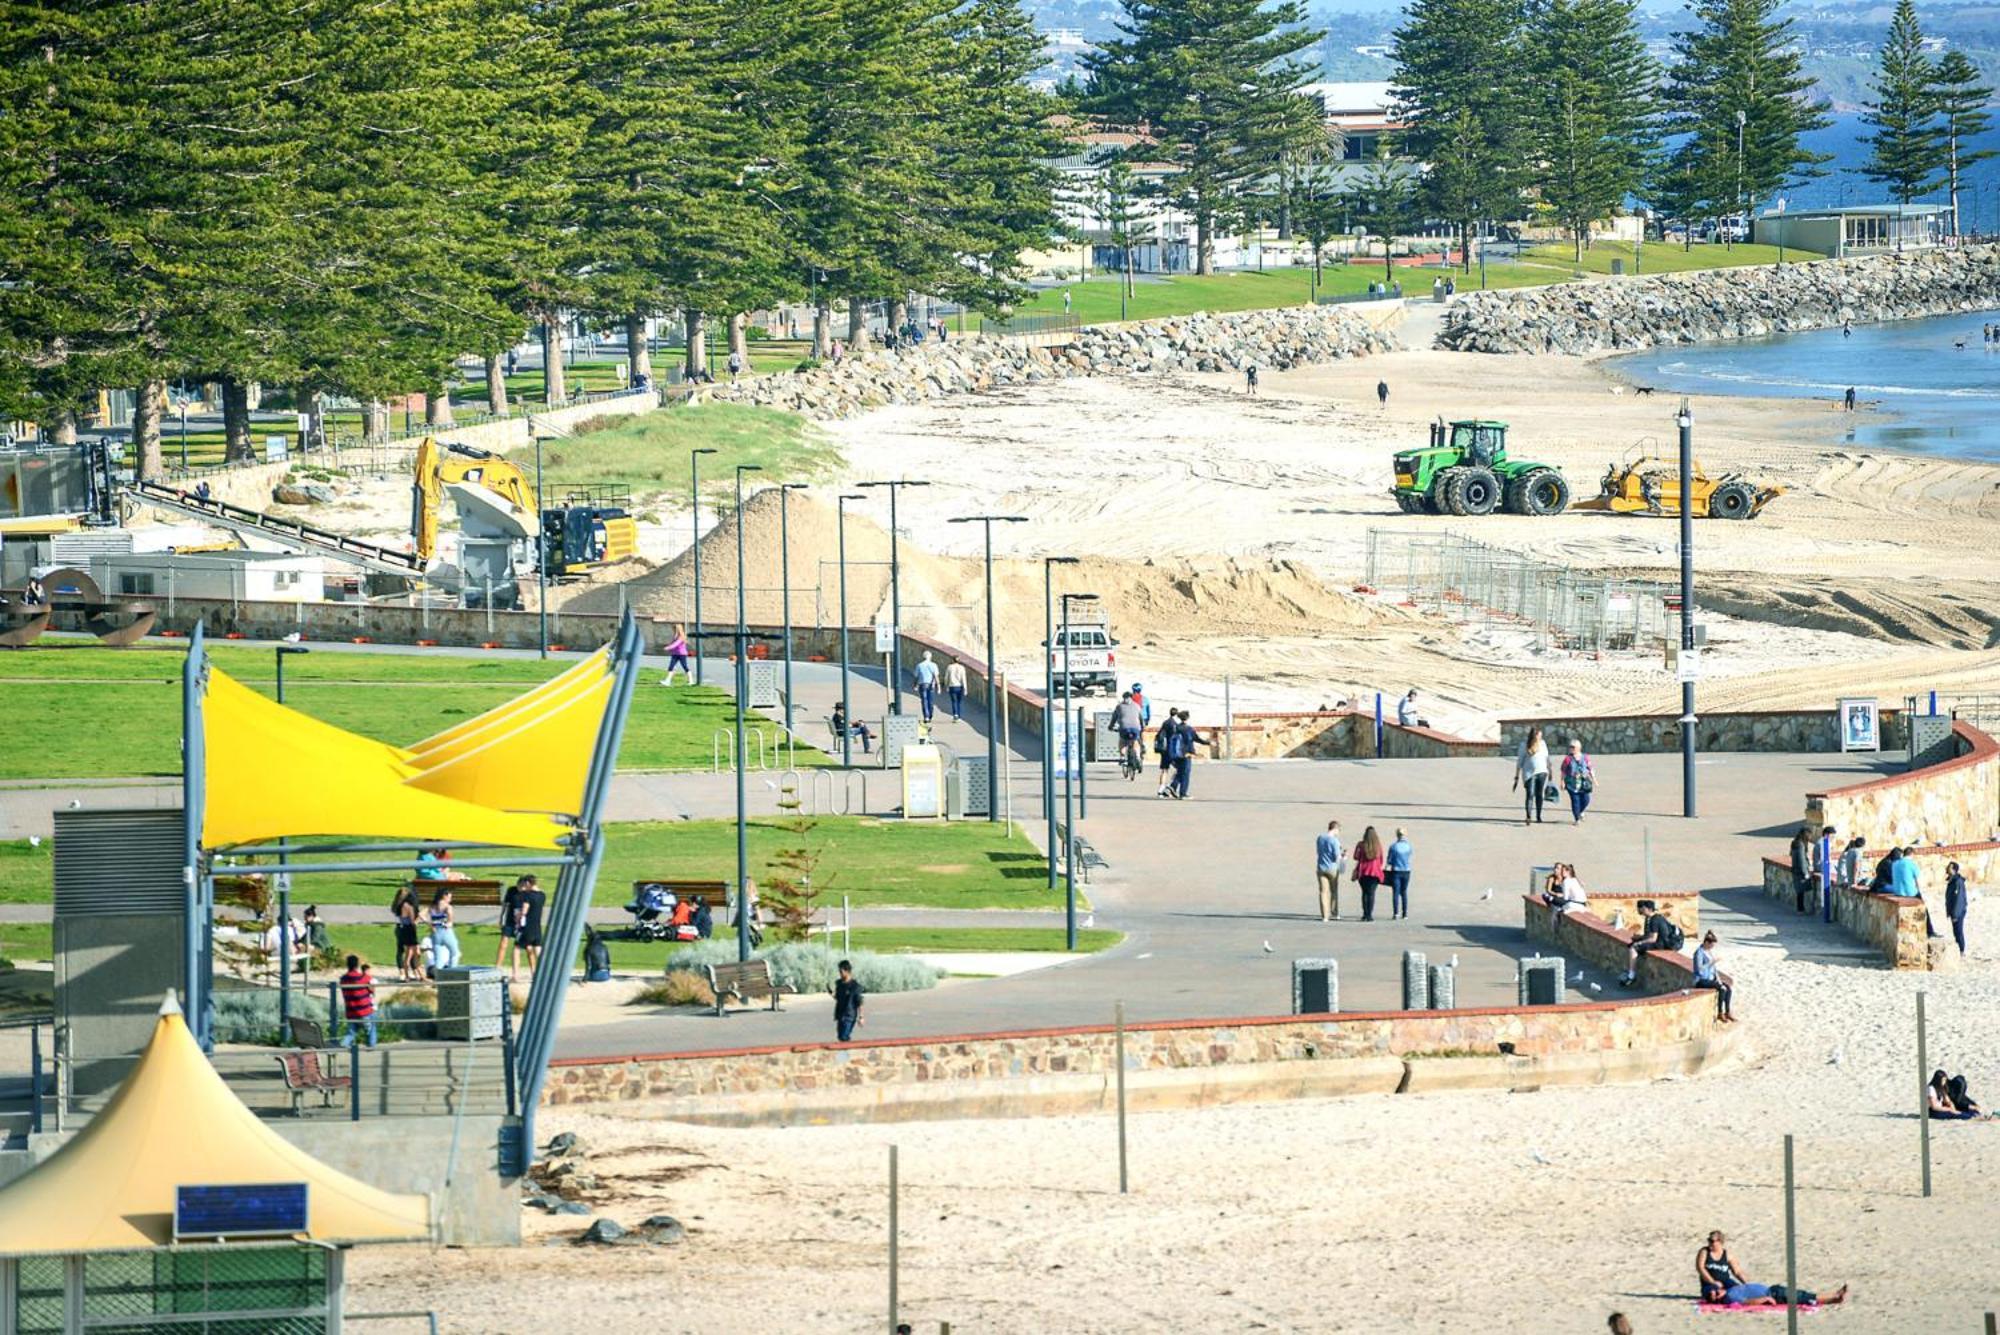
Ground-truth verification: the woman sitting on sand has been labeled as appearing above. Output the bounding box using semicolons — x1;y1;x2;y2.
1697;1231;1848;1308
1927;1070;1991;1120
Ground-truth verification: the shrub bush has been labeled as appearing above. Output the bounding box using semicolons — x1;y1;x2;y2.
632;972;715;1008
664;940;940;994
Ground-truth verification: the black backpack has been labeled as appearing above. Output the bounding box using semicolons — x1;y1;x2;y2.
1655;917;1685;953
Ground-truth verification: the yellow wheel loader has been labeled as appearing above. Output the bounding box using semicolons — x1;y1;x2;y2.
1572;451;1783;520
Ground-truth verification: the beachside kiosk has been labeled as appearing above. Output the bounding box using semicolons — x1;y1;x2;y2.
0;994;429;1332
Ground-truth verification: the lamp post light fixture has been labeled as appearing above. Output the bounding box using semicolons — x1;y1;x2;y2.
533;432;550;660
855;479;930;714
777;483;808;739
1041;556;1079;891
1735;108;1747;251
948;514;1028;822
1059;591;1098;950
689;447;718;685
837;493;865;767
274;643;309;1031
1676;399;1697;819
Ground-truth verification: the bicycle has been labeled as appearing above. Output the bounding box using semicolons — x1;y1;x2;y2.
1119;730;1144;781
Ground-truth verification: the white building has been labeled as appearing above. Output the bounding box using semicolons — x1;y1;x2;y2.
92;550;327;602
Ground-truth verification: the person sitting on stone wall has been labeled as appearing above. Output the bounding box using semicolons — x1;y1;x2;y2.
1541;863;1588;916
1618;902;1683;987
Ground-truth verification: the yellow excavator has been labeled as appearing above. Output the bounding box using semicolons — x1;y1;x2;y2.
1572;450;1784;521
411;437;637;579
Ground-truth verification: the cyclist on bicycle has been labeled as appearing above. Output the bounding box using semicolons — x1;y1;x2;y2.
1111;691;1145;780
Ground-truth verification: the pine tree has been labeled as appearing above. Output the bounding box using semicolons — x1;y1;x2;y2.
1930;51;1995;235
1084;0;1324;274
1527;0;1658;260
1391;0;1530;273
1861;0;1947;207
1662;0;1831;235
1349;153;1420;283
1643;148;1715;250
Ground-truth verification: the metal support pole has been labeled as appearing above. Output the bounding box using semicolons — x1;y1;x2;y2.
535;435;548;660
1115;1001;1128;1194
1062;596;1076;949
1918;990;1932;1197
838;494;859;767
887;1145;900;1335
1678;401;1697;817
1077;705;1087;821
1374;693;1383;758
1044;562;1058;890
691;448;716;685
1783;1134;1798;1335
780;484;803;738
888;486;901;715
735;466;762;966
1223;675;1232;760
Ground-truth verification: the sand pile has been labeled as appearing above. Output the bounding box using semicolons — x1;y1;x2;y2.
552;488;1405;673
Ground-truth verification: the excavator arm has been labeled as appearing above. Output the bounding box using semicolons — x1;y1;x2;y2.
410;437;541;562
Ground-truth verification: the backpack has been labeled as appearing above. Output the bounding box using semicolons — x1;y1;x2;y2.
1165;727;1190;761
1655;917;1685;953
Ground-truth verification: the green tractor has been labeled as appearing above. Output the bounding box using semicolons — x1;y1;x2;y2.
1392;419;1571;517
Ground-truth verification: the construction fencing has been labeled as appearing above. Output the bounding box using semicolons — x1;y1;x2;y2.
1363;528;1675;654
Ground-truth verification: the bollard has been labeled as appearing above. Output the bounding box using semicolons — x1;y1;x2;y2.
1401;951;1429;1009
1517;956;1565;1006
887;1145;900;1335
1783;1135;1798;1335
1427;964;1455;1010
1917;991;1932;1197
1115;1001;1128;1194
1291;958;1337;1014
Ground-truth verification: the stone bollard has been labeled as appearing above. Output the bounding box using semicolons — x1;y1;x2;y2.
1428;964;1455;1010
1402;950;1429;1010
1518;956;1566;1006
1292;957;1337;1015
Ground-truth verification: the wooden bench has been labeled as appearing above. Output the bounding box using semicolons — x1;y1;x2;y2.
274;1048;350;1114
405;878;504;907
705;959;795;1017
633;879;730;910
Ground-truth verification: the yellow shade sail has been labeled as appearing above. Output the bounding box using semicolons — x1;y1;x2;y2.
405;669;614;815
404;646;609;761
200;668;565;850
0;998;429;1255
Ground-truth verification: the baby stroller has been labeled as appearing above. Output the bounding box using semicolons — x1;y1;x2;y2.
625;883;676;942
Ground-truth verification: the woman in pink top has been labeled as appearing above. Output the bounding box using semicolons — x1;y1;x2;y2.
1353;826;1387;922
662;623;691;686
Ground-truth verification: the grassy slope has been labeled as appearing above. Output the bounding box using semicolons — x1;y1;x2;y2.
1519;240;1819;275
0;644;825;779
506;402;842;500
0;816;1063;911
995;263;1553;326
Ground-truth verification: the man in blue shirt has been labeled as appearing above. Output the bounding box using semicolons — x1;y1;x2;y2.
1386;826;1414;919
1315;820;1344;922
912;650;940;723
1889;848;1921;897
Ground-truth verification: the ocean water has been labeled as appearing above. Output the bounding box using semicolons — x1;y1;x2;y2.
1609;310;2000;460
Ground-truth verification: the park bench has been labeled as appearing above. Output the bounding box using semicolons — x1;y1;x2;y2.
274;1047;350;1114
404;879;504;907
705;959;795;1017
287;1016;330;1048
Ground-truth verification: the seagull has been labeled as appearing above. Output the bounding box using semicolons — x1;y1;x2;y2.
281;630;303;643
1588;982;1602;993
1478;888;1494;901
66;799;81;810
1448;954;1459;969
1083;912;1094;928
1828;1046;1845;1067
1261;940;1274;954
1529;1149;1551;1166
1570;970;1584;983
27;835;41;848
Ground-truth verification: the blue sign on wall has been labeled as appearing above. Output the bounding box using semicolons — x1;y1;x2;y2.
174;1183;309;1239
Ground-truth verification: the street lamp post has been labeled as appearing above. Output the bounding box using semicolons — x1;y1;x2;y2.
1735;108;1747;251
1041;557;1078;892
274;643;309;1031
837;494;865;766
949;515;1028;822
777;483;808;739
734;466;763;959
689;447;718;685
856;479;930;714
1677;400;1697;819
1059;592;1098;950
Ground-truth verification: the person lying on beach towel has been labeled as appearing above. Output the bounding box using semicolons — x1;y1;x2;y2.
1698;1230;1848;1310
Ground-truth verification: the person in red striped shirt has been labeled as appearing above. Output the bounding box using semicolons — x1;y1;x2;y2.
339;955;377;1049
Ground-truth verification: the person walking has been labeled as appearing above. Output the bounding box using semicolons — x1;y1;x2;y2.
392;884;421;981
1386;826;1413;919
1353;827;1386;922
913;650;940;723
496;876;525;972
1376;379;1389;411
944;658;968;722
1789;826;1814;913
513;874;547;977
727;348;744;382
1843;386;1856;412
1170;710;1208;799
1945;860;1969;955
833;959;864;1042
1514;727;1550;825
1245;363;1259;396
1315;820;1345;922
662;624;691;685
1154;709;1181;797
1692;931;1733;1022
1560;739;1595;823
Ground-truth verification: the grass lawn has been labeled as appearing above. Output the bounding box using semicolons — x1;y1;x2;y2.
0;643;825;779
0;816;1062;911
507;402;841;500
992;262;1555;326
1518;240;1819;275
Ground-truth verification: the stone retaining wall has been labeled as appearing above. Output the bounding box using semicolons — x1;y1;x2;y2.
542;989;1723;1124
1499;709;1908;757
1808;720;2000;851
1523;896;1716;995
1758;856;1951;970
1581;891;1700;937
1438;245;2000;355
709;306;1394;420
1210;711;1497;761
